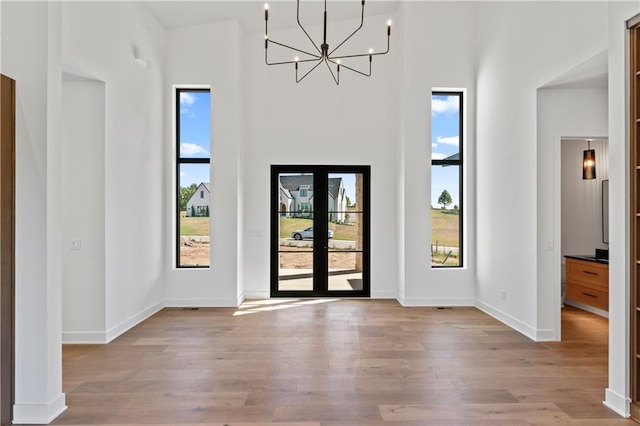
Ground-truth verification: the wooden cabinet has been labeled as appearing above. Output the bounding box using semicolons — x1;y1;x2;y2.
565;257;608;312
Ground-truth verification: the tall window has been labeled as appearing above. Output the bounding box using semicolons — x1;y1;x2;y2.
431;91;463;267
176;88;211;268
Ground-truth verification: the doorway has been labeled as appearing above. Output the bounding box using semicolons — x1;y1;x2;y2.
560;138;609;317
271;165;370;297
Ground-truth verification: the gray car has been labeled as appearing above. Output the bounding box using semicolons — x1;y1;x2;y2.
291;227;334;240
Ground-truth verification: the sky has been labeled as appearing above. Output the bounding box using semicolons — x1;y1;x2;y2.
179;90;211;188
431;94;461;208
178;89;458;209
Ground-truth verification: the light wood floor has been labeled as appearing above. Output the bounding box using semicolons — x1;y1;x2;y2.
45;299;636;425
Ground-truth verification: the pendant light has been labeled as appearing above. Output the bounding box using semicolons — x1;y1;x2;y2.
583;139;596;180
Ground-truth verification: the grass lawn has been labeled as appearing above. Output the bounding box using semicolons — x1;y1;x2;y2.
431;208;460;248
431;208;460;266
180;211;210;236
279;217;357;241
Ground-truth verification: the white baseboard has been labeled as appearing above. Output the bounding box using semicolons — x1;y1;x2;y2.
62;331;108;344
13;393;67;424
474;299;537;341
534;328;556;342
565;299;609;318
243;291;270;300
371;292;397;299
105;300;164;343
61;300;165;344
398;297;475;307
604;388;631;418
164;298;239;307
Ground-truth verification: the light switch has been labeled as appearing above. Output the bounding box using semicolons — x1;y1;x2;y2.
70;239;81;251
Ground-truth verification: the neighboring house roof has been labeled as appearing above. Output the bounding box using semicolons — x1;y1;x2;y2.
328;178;342;198
280;175;343;199
444;153;459;161
279;175;313;191
279;179;292;200
187;182;211;205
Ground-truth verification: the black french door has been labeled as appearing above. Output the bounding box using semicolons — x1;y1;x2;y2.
271;165;370;297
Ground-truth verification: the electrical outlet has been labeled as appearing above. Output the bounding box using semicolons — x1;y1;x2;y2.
501;290;506;300
70;239;81;251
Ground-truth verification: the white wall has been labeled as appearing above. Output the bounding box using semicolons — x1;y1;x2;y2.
475;2;608;339
61;78;107;343
398;2;476;306
242;12;400;299
536;87;608;339
61;2;166;341
164;20;243;306
2;1;66;422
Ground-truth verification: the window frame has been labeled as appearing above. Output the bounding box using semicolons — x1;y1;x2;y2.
175;87;211;269
431;90;464;268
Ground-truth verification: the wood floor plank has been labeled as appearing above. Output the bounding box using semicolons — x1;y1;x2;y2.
378;402;571;422
41;302;636;426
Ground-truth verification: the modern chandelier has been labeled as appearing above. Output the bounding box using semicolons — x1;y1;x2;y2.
264;0;391;85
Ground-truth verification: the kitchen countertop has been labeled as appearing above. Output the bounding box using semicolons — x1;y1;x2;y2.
564;254;608;265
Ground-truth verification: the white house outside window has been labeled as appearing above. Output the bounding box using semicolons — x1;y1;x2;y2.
176;88;211;268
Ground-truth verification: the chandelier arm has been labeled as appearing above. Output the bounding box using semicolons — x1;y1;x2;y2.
297;0;322;55
330;33;390;60
296;58;325;83
266;39;321;64
328;58;371;77
268;57;321;66
328;0;365;56
324;58;340;85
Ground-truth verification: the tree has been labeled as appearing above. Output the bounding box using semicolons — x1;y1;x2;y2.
438;189;452;209
346;195;352;206
180;183;198;211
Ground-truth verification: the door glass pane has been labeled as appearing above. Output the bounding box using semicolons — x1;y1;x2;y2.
328;173;363;291
178;163;210;267
278;172;314;291
278;252;313;291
